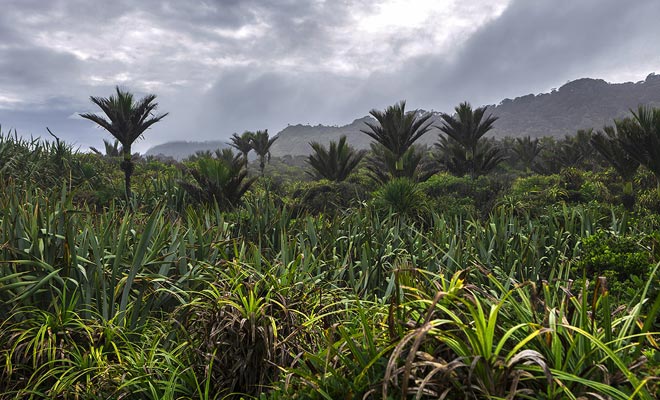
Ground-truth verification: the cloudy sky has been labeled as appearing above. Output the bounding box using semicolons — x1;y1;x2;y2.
1;0;659;153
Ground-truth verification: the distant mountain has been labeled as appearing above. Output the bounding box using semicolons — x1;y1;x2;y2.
145;140;230;160
489;73;660;138
145;73;660;158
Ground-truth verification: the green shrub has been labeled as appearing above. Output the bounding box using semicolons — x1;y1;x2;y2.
291;179;368;215
420;173;505;217
373;177;427;218
505;174;561;213
558;168;611;204
576;230;653;291
637;189;660;215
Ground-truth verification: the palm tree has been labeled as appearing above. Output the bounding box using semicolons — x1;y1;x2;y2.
367;144;436;183
435;135;504;177
90;139;122;157
306;135;365;182
180;149;255;209
228;131;254;162
436;102;500;178
512;136;542;173
80;86;168;203
360;100;432;172
617;106;660;193
250;129;277;176
591;118;640;209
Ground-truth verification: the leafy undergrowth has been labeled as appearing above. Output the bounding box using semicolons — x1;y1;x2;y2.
0;186;659;399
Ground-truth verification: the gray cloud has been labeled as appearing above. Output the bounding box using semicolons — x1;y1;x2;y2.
0;47;81;89
0;0;658;153
409;0;660;107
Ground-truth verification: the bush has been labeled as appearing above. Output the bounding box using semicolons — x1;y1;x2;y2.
373;177;427;218
291;180;368;215
575;230;653;294
558;168;611;204
420;173;505;217
507;174;561;213
637;189;660;215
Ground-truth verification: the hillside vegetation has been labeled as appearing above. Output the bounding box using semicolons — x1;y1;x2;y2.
0;91;659;399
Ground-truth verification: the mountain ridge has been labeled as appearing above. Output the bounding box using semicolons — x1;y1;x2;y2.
145;73;660;159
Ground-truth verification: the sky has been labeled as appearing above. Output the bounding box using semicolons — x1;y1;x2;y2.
1;0;659;153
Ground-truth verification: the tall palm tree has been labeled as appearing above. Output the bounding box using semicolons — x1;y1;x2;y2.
306;135;365;182
436;102;500;178
80;86;168;203
360;100;432;172
228;131;254;162
249;129;277;176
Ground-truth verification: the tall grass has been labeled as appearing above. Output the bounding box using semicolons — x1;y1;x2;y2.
0;164;658;398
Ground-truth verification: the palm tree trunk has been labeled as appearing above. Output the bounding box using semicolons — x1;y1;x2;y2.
468;145;475;179
121;146;133;207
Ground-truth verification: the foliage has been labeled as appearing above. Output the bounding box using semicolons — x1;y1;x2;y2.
617;106;660;192
373;177;428;219
512;135;542;172
180;150;255;210
436;135;505;177
228;131;255;161
534;130;599;174
421;172;507;217
592;118;640;209
306;135;365;182
250;129;278;176
361;100;433;176
1;128;660;399
366;144;436;183
576;230;653;286
291;179;368;215
89;138;122;157
80;86;168;203
436;102;504;177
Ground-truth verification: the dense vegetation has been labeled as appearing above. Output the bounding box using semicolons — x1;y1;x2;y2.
0;92;659;399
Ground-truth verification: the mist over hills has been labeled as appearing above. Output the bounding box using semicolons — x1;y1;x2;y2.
146;73;660;159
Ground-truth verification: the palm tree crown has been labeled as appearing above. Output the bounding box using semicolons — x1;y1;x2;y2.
80;87;168;150
592;118;640;183
80;86;168;203
361;100;432;163
437;102;497;158
512;136;542;171
436;102;501;177
307;135;365;182
228;131;254;162
180;149;255;209
90;139;122;157
249;129;278;176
